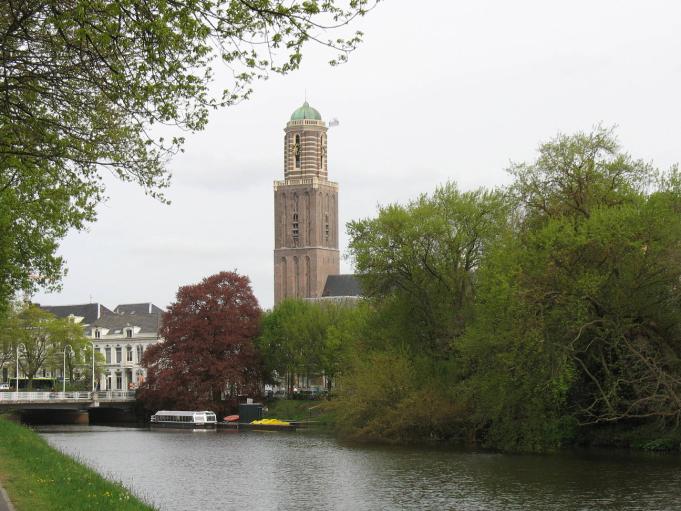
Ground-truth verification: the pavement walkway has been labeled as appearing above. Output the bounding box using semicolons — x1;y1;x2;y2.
0;484;15;511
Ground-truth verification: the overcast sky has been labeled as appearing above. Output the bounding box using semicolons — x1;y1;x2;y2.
33;0;681;311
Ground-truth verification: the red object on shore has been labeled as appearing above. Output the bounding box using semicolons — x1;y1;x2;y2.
224;415;240;422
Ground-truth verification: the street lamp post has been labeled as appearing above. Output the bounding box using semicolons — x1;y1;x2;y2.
62;345;72;394
15;344;19;392
91;343;95;394
14;343;27;393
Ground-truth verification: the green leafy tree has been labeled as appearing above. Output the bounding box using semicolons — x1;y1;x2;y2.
43;316;93;386
461;127;681;450
258;299;310;394
12;305;58;390
347;182;511;354
0;0;377;309
3;304;93;389
337;185;510;442
0;309;17;381
257;299;363;393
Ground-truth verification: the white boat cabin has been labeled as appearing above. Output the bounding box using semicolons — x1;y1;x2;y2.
151;410;217;425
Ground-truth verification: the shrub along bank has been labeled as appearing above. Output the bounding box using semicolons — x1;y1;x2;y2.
0;417;155;511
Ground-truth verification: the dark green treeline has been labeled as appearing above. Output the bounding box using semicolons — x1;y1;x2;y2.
258;127;681;452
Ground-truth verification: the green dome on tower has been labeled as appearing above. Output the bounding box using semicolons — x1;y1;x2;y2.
290;101;322;121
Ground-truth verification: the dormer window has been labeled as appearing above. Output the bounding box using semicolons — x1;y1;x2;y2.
126;328;133;338
95;329;101;339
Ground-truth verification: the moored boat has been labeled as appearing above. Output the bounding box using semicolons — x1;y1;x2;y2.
150;410;217;429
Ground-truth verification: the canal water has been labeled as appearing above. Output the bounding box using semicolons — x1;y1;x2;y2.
39;426;681;511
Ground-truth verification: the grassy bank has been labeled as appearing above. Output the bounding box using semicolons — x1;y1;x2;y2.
264;399;337;427
0;417;155;511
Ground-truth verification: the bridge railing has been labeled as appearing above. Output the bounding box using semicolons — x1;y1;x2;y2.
94;391;136;401
0;391;136;402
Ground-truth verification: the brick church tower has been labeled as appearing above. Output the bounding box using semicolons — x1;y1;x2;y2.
273;101;340;304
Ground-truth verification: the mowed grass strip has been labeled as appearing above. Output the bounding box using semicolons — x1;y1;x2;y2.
0;418;156;511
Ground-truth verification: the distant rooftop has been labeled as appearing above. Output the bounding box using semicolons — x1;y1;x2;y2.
40;303;113;324
39;301;164;326
115;303;164;315
322;274;363;298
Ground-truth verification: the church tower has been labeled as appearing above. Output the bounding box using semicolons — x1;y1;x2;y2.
274;101;340;304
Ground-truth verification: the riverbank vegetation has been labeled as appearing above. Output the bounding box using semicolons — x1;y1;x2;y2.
260;127;681;453
264;399;336;426
0;417;155;511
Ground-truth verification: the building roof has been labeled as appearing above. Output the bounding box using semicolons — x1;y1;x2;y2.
115;303;164;315
290;101;322;121
40;303;113;324
321;274;363;298
89;312;162;336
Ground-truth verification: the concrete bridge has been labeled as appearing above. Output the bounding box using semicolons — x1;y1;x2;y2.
0;391;138;424
0;390;136;409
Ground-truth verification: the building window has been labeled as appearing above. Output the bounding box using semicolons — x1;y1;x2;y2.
126;328;133;338
126;346;133;362
325;213;329;241
95;347;101;355
105;347;111;364
115;347;122;364
320;134;325;168
292;213;299;241
95;329;100;339
116;373;122;390
136;345;144;362
294;134;301;168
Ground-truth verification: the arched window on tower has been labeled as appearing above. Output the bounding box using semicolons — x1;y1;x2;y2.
281;257;288;298
294;134;301;169
292;213;299;243
325;213;329;242
320;134;325;170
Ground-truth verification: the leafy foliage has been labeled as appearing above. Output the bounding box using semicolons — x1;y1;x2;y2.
338;127;681;451
1;303;92;389
0;0;377;308
257;298;364;392
347;183;510;354
139;271;261;414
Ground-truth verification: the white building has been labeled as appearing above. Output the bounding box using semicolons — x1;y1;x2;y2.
41;302;164;391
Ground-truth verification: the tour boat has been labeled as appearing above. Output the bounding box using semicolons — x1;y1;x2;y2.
150;410;217;429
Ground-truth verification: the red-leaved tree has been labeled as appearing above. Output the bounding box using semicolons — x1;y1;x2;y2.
138;271;261;415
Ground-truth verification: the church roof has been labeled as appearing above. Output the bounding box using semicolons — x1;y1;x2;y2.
322;274;363;298
290;101;322;121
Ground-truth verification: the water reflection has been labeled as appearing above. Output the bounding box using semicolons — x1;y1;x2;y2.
39;426;681;511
